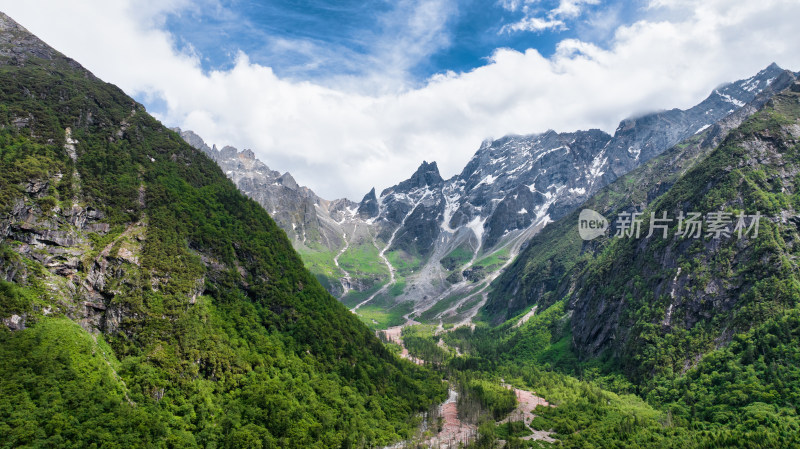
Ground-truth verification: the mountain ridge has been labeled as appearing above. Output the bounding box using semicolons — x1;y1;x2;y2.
436;76;800;448
178;62;788;330
485;67;800;325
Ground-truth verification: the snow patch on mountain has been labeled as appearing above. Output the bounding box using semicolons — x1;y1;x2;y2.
715;90;746;107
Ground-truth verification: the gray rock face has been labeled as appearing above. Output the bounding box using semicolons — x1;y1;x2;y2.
382;161;443;196
0;177;147;334
357;188;379;219
176;129;210;153
0;12;61;65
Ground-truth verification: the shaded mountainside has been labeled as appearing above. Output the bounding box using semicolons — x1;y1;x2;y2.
180;64;787;330
432;78;800;449
0;12;444;448
485;70;800;382
574;82;800;378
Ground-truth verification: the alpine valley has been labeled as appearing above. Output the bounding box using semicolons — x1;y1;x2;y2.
3;9;800;449
176;62;789;332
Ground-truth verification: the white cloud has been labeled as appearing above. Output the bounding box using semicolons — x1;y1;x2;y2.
551;0;600;19
500;0;598;30
497;0;528;12
500;16;566;33
363;0;457;91
1;0;799;201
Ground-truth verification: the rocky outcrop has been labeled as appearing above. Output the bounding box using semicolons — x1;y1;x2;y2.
382;161;443;195
357;188;379;219
0;174;140;334
0;12;78;67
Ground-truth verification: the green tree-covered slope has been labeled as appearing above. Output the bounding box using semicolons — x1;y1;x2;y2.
0;13;444;448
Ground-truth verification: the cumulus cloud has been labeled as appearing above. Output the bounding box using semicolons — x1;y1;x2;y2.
1;0;799;200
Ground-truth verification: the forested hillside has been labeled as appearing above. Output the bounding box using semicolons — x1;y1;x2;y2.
0;13;445;448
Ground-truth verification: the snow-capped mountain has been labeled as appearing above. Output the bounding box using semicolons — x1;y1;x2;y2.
180;63;789;327
373;64;787;262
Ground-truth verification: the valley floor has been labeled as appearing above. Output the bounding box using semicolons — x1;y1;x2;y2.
382;322;558;448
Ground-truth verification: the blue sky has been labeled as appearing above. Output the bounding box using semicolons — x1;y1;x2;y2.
2;0;799;199
164;0;638;87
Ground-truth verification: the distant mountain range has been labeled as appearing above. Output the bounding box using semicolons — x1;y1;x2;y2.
180;63;789;329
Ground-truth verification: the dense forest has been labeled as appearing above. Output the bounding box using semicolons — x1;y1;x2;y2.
0;17;445;448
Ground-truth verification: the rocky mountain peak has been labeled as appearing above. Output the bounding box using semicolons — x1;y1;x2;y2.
415;160;442;179
175;129;211;153
0;12;62;65
384;160;444;196
219;145;238;159
239;149;256;160
277;172;299;190
357;187;380;219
